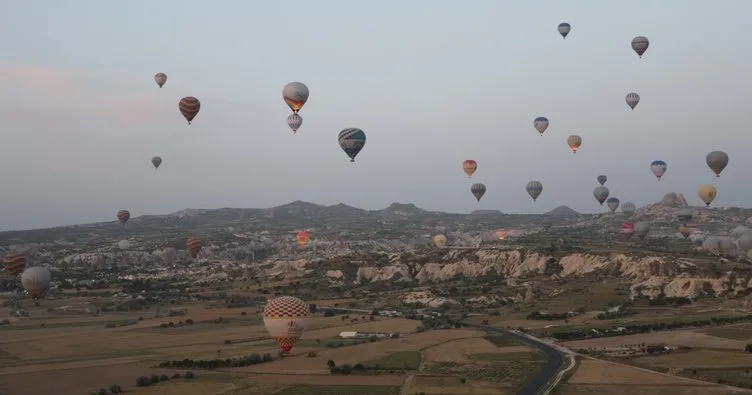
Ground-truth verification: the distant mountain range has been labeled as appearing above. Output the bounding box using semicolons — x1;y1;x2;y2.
544;206;581;216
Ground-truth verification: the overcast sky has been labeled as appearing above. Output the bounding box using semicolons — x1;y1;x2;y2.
0;0;750;230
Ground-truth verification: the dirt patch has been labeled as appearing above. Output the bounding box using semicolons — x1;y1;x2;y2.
556;384;739;395
562;329;745;351
407;376;512;394
632;349;752;370
422;336;495;363
237;373;405;386
569;358;711;385
131;380;237;395
0;361;181;395
497;346;534;354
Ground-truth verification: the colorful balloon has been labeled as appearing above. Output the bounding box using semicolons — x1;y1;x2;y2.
21;267;51;299
567;135;582;153
296;231;310;247
606;197;620;213
263;296;309;353
621;202;636;216
2;252;26;277
678;225;691;239
593;186;609;205
151;156;162;169
283;82;309;113
631;36;650;58
338;128;366;162
116;210;130;225
496;230;507;240
625;92;640;110
620;222;635;239
597;175;607;186
558;23;571;39
287;113;303;133
706;151;729;177
179;97;201;125
526;181;543;202
154;72;167;88
463;160;478;178
698;185;718;207
186;236;202;258
433;234;447;248
533;117;549;135
650;160;667;180
471;183;486;202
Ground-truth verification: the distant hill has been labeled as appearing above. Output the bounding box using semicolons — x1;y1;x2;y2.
545;206;580;216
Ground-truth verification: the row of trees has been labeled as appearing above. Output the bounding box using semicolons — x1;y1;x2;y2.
157;353;274;370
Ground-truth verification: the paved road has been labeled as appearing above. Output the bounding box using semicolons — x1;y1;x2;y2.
475;325;564;395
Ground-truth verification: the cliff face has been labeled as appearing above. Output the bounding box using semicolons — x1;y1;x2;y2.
299;249;752;299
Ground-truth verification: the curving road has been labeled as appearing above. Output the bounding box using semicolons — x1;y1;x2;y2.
475;325;565;395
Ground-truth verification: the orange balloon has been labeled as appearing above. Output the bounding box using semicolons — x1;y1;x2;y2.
296;231;310;247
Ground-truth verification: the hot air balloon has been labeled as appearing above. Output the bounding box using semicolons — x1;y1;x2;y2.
282;82;309;113
567;135;582;153
179;97;201;125
593;186;609;205
463;160;478;178
338;128;366;162
186;236;202;258
116;210;130;225
634;221;651;240
118;240;132;250
496;230;507;240
706;151;729;177
263;296;309;353
631;36;650;58
296;231;310;247
625;92;640;110
558;23;571;39
154;72;167;88
606;197;620;213
434;234;447;248
151;156;162;169
21;267;51;300
2;253;26;277
678;225;692;239
698;185;718;207
620;222;635;239
526;181;543;202
738;233;752;252
287;113;303;133
597;175;607;186
533;117;549;136
650;160;667;180
621;202;636;216
471;183;486;202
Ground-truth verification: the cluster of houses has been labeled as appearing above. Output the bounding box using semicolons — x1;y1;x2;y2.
337;331;397;339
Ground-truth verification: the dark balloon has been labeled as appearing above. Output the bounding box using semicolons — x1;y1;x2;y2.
338;128;366;162
179;97;201;125
151;156;162;169
117;210;130;224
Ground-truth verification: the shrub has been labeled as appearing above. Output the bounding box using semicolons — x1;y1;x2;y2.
136;376;151;387
109;384;123;393
185;371;195;379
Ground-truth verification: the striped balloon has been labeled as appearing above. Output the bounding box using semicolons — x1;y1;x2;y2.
287;113;303;133
625;92;640;110
116;210;130;224
621;202;636;216
606;197;620;213
567;135;582;153
593;186;609;205
650;160;667;180
154;72;167;88
186;236;202;258
338;128;367;162
283;82;309;113
558;22;571;39
526;181;543;201
620;222;635;239
471;183;486;202
533;117;549;135
179;97;201;125
631;36;650;58
462;160;478;178
2;253;26;277
151;156;162;169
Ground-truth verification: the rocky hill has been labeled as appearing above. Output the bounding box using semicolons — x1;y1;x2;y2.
4;196;752;300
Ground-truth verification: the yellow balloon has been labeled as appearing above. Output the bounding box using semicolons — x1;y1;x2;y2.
433;234;447;248
697;185;718;207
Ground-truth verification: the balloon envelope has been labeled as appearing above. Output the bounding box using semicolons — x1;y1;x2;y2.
2;253;26;277
471;183;486;202
606;197;620;213
434;234;447;248
558;23;571;38
533;117;549;135
296;231;310;247
186;236;202;258
463;160;478;178
21;267;51;299
526;181;543;201
287;113;303;133
698;185;718;207
597;175;607;186
620;222;635;239
706;151;729;177
151;156;162;169
283;82;310;113
625;92;640;110
631;36;650;57
593;186;609;205
567;135;582;153
262;296;310;352
154;72;167;88
650;160;667;180
179;97;201;124
117;210;130;224
338;128;366;162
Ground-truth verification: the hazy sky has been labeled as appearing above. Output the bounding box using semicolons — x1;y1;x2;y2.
0;1;750;230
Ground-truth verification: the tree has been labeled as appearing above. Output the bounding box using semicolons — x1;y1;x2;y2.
745;344;752;353
326;359;336;368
